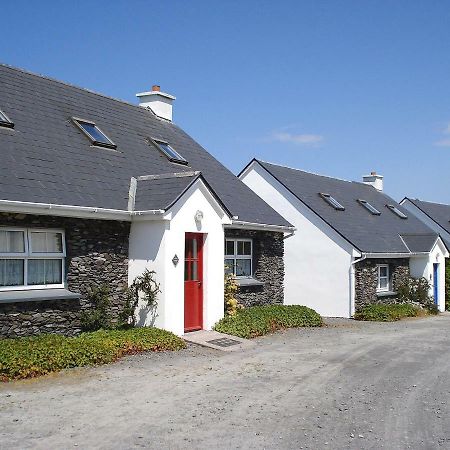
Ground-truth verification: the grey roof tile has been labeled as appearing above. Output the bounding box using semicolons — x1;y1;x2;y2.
256;160;439;253
0;64;290;227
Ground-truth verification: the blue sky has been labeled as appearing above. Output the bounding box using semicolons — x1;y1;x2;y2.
2;0;449;202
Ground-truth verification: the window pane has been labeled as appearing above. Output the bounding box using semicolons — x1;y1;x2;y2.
225;241;234;256
158;142;187;163
225;259;234;274
0;231;25;253
379;278;388;289
191;261;198;281
0;110;9;122
379;266;388;278
31;232;63;253
243;241;251;256
28;259;62;285
192;238;197;259
79;122;112;145
0;259;24;286
184;261;190;281
236;259;251;277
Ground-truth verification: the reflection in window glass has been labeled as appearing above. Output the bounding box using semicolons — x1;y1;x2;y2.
31;232;63;253
236;259;251;277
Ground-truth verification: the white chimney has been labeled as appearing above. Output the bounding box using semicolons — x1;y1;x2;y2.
362;171;384;191
136;85;176;121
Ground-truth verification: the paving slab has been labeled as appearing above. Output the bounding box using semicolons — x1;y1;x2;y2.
182;329;255;351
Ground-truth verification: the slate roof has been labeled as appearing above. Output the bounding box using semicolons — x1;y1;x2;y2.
404;198;450;248
251;160;440;253
0;64;290;227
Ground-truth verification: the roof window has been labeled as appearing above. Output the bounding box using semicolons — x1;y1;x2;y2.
386;204;408;219
357;199;381;215
151;138;188;165
319;193;345;211
72;118;116;149
0;109;14;129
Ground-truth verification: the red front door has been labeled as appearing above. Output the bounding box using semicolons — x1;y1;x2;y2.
184;233;204;332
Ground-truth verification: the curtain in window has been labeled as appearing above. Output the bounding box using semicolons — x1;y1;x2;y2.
0;259;24;286
28;259;62;285
30;232;62;253
0;231;25;253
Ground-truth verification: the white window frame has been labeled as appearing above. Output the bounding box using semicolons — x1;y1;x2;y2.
0;227;66;291
224;238;253;278
376;264;390;292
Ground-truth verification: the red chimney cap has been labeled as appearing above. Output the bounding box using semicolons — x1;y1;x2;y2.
152;85;161;92
370;171;377;175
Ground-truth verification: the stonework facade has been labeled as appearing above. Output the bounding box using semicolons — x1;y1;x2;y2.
225;229;284;307
354;258;410;311
0;213;130;338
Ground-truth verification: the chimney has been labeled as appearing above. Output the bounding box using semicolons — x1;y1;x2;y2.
136;85;176;121
362;171;384;191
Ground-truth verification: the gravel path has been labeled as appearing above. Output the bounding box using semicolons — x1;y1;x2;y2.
2;315;450;449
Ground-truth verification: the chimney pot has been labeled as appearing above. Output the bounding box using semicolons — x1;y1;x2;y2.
362;172;384;191
152;85;161;92
371;171;376;175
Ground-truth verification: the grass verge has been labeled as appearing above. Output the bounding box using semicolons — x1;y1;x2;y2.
0;327;186;381
354;303;423;322
214;305;323;339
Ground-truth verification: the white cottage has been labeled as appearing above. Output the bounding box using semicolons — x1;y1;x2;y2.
239;159;448;317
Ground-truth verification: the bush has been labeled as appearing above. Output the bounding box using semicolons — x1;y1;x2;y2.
446;260;450;311
214;305;323;338
354;303;421;322
0;327;185;381
80;285;112;331
224;270;243;316
396;276;432;307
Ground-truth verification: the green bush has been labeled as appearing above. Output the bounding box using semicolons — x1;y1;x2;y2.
354;303;421;322
80;284;112;331
446;260;450;311
214;305;323;338
0;327;185;381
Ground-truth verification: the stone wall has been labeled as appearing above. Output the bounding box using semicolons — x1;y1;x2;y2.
354;258;410;311
0;213;130;338
225;229;284;307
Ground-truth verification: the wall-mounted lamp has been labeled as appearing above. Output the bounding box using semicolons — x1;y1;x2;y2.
195;210;204;222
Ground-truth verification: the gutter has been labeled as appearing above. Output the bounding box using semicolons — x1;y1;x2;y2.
0;199;165;221
227;219;296;234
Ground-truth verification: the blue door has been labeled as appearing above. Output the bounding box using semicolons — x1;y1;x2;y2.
433;263;439;305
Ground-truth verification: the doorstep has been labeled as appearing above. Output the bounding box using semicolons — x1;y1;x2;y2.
182;330;255;352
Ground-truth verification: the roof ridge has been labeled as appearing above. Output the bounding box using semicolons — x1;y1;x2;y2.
411;197;450;207
0;62;165;121
257;159;363;185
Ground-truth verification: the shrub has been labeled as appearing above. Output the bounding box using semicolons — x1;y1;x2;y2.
214;305;323;338
354;303;421;322
396;276;432;307
224;270;243;316
0;327;185;381
80;285;112;331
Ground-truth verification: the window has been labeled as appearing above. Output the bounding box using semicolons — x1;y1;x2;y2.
0;228;65;290
377;264;390;292
72;118;116;149
386;204;407;219
151;138;188;165
357;199;381;215
0;109;14;129
319;193;345;211
224;239;252;277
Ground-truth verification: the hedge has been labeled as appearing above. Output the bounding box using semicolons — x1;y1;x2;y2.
214;305;323;338
0;327;186;381
354;303;421;322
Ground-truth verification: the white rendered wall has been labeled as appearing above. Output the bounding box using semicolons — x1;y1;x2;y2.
240;164;355;317
128;180;228;336
409;240;448;312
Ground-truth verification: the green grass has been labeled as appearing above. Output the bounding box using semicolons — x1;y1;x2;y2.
354;303;422;322
0;327;186;381
214;305;323;339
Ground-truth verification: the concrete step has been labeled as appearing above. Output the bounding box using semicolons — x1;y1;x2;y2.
182;330;255;352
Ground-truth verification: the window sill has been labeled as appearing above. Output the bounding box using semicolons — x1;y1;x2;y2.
0;289;81;304
376;290;397;298
235;277;264;287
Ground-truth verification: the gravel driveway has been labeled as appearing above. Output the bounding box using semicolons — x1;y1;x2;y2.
2;315;450;449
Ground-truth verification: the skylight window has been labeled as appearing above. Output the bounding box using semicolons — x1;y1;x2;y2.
151;138;188;165
357;199;381;215
386;204;408;219
72;118;116;149
0;109;14;129
319;193;345;211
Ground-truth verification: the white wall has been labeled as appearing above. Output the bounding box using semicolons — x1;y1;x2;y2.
409;239;448;312
128;179;229;336
240;164;356;318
